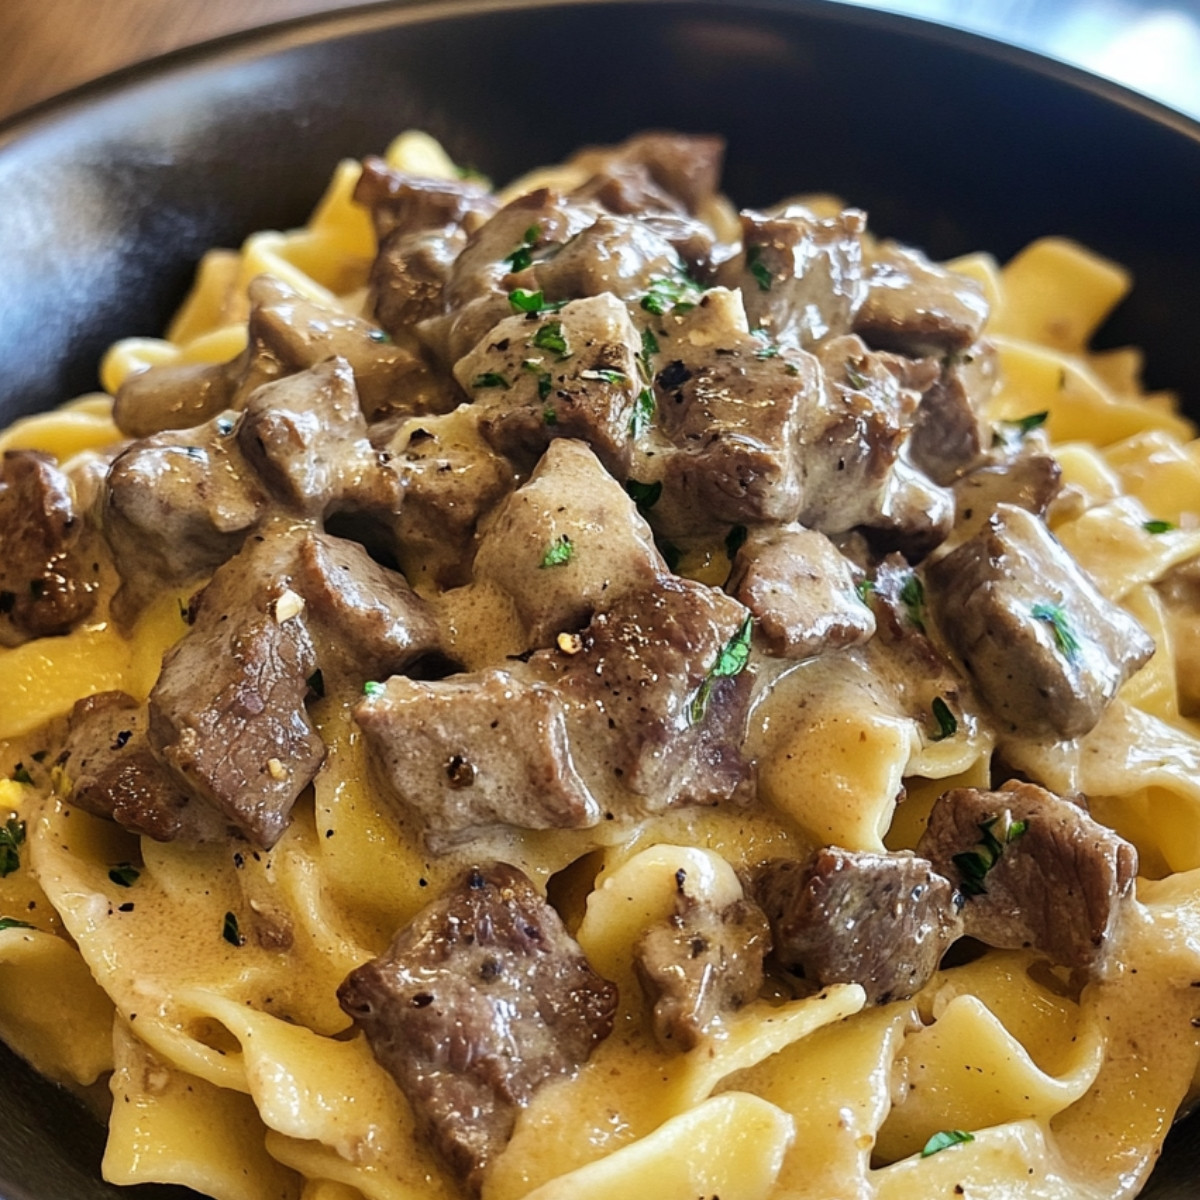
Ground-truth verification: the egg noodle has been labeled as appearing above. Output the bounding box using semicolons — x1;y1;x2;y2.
1;131;1200;1200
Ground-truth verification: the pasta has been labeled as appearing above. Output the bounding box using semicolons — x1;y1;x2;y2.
1;128;1199;1200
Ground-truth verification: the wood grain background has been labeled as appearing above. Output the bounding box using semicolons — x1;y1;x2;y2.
0;0;367;121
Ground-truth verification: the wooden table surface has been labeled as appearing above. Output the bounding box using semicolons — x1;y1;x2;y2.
0;0;366;121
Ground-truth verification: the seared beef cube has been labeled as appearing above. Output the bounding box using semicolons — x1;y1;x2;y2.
635;885;769;1051
720;207;866;348
355;668;600;844
0;451;97;646
454;294;641;476
917;780;1137;971
64;692;227;843
568;131;725;215
244;275;453;423
113;355;245;438
853;241;989;357
384;413;515;588
237;358;401;527
148;530;325;850
422;188;601;364
535;215;687;304
908;343;998;485
354;158;497;241
645;290;818;534
338;862;618;1193
753;848;963;1004
473;439;666;647
293;529;441;681
104;414;268;620
952;451;1062;538
370;227;468;334
729;525;874;659
858;459;956;561
927;503;1155;739
532;577;754;813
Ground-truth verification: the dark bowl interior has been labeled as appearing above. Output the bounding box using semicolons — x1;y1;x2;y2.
1;0;1199;1196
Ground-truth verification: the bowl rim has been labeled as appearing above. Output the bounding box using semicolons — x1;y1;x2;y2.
3;0;1200;150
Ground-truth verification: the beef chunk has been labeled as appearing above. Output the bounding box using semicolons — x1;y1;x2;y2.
728;525;874;659
853;241;989;357
532;576;754;814
355;668;600;845
641;289;819;535
355;161;498;338
907;343;998;485
797;335;953;556
113;355;245;438
927;503;1155;739
104;414;268;620
473;439;666;647
534;214;686;304
917;781;1137;972
383;413;515;589
635;883;769;1050
719;207;866;349
952;450;1063;538
236;357;401;528
64;692;227;842
753;848;962;1004
354;158;497;241
454;294;641;476
0;451;97;646
147;529;325;850
568;131;725;215
292;529;441;682
338;863;617;1192
421;188;600;365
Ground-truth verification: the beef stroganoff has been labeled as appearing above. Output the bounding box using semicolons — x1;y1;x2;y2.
1;130;1199;1200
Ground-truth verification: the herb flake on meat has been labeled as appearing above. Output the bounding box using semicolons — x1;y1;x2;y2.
472;372;511;390
531;320;570;359
508;288;565;315
539;534;574;569
0;817;25;878
953;814;1029;897
929;696;958;741
746;244;772;292
1143;519;1176;534
1031;601;1081;661
504;224;541;272
691;615;753;724
899;572;927;632
629;388;655;439
363;681;386;698
640;271;701;316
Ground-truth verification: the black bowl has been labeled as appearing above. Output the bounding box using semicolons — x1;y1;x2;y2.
1;1;1199;1197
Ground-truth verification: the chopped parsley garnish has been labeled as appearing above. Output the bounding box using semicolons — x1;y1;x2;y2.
1143;519;1175;534
531;320;570;359
504;224;540;272
856;578;876;605
222;911;245;947
306;669;325;699
1031;602;1081;661
362;681;386;699
844;362;871;390
521;359;554;400
539;534;574;569
629;387;655;439
921;1129;975;1157
0;917;33;932
542;406;558;425
640;272;701;316
691;615;753;724
472;372;510;389
625;479;662;513
930;696;958;741
508;288;564;315
0;817;25;878
725;525;748;561
109;864;140;888
953;814;1029;897
580;368;627;384
1003;411;1049;436
639;327;660;380
11;765;32;785
755;343;781;360
899;572;926;632
745;245;772;292
367;328;392;343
